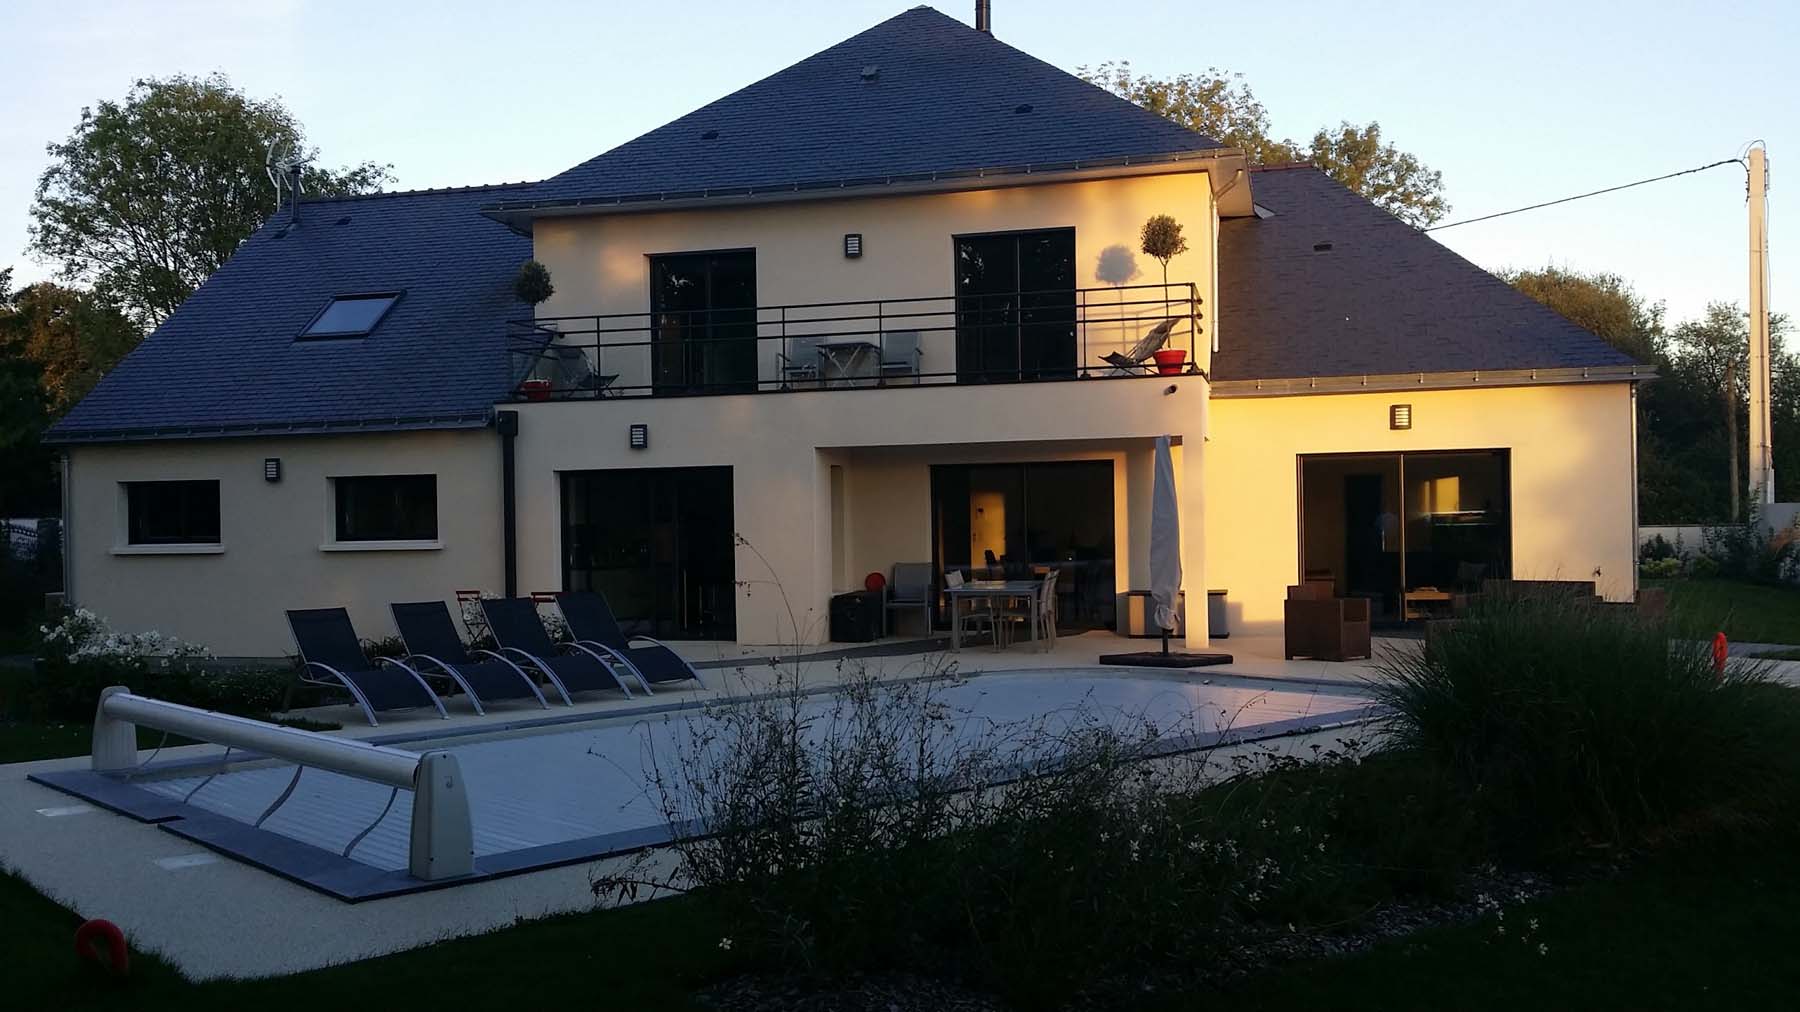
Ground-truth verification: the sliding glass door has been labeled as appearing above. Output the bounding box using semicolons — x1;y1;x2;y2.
561;467;736;640
954;228;1076;382
931;460;1115;629
1299;451;1510;624
650;250;758;394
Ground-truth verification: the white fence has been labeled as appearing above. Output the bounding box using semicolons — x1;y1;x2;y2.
91;687;473;880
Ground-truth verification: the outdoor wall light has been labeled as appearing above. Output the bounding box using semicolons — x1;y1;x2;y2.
629;423;649;450
1389;404;1413;430
843;233;863;258
263;457;282;482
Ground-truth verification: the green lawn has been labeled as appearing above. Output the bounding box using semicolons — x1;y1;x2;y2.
1648;577;1800;645
9;842;1797;1011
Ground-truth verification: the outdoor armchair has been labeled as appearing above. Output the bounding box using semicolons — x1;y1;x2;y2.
885;562;934;637
1099;317;1180;372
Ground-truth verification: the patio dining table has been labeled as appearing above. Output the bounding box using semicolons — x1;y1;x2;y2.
945;579;1042;651
817;337;882;387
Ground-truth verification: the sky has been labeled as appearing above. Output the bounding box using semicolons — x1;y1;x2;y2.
1;0;1795;325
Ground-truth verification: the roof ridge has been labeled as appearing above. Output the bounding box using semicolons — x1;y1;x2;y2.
298;180;538;205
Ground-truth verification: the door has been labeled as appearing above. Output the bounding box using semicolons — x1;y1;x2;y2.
561;467;736;639
954;228;1076;382
650;250;757;394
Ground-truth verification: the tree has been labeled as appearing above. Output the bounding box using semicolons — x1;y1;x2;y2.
0;279;141;415
29;73;391;327
1666;302;1791;520
1504;265;1666;363
1079;62;1449;227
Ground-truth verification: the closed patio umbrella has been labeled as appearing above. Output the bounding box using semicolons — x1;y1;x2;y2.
1150;434;1181;653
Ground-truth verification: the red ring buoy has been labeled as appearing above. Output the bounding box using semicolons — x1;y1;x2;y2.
864;572;887;593
74;919;129;977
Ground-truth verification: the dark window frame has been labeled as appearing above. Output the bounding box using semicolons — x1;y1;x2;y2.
299;291;403;340
331;474;439;543
124;480;221;545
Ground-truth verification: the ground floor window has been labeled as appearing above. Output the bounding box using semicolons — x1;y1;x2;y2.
930;460;1115;630
332;475;438;542
561;466;736;640
125;480;220;545
1299;450;1511;624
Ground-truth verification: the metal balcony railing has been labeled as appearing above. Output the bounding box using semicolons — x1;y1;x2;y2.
505;282;1203;401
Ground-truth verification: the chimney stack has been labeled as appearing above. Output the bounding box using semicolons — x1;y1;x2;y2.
975;0;991;34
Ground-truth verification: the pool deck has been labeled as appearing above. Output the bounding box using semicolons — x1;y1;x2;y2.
0;639;1383;981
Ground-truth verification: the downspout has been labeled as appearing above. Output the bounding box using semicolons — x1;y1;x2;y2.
59;451;73;607
497;411;519;597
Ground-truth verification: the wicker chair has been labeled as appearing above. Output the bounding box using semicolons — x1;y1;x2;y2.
1283;580;1371;661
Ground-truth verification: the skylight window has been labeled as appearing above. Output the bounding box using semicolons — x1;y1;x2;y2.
301;293;400;338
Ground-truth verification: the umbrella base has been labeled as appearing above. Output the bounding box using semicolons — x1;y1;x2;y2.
1097;651;1234;668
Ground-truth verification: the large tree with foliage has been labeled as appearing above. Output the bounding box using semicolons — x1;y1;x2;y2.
1504;266;1665;363
28;73;391;327
1080;62;1449;227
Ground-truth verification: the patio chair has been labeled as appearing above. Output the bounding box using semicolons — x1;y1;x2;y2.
554;591;705;693
1098;317;1179;372
1283;581;1371;662
885;562;934;637
879;330;922;382
390;601;551;713
995;570;1057;651
779;335;827;386
480;597;637;702
285;608;446;726
945;570;996;646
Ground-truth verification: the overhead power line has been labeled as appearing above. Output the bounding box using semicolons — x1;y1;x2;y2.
1422;158;1745;232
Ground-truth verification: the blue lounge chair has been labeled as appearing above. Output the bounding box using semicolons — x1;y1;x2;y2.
479;597;636;701
554;591;705;694
285;608;446;726
390;601;550;713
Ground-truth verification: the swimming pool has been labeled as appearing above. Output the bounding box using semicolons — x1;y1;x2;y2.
34;670;1375;900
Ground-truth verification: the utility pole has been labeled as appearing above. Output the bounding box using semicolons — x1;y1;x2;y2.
1747;144;1774;508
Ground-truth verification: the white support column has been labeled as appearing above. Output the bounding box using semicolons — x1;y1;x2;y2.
1178;424;1210;649
91;685;138;772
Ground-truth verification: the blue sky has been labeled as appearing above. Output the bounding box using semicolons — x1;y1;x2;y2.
2;0;1793;324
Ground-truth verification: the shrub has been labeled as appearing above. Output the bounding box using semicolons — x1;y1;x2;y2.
1373;593;1798;859
513;259;555;306
1699;501;1800;584
1639;556;1682;580
1690;554;1721;579
613;665;1474;1007
1638;533;1678;563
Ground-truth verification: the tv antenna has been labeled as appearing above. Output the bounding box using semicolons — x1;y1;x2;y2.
265;141;307;221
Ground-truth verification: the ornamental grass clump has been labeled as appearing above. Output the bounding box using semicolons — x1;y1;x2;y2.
1372;593;1799;859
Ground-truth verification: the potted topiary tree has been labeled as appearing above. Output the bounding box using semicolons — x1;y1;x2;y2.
1139;215;1190;374
514;261;558;400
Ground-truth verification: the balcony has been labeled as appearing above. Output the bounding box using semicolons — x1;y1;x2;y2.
505;283;1203;401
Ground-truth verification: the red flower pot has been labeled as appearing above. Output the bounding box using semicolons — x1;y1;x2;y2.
1152;348;1188;375
520;378;553;402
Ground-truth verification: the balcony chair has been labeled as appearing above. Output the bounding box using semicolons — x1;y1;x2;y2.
1283;581;1371;662
779;334;827;386
885;562;934;637
879;330;922;382
1099;317;1180;373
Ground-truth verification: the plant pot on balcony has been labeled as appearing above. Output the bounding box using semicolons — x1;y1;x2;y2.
1152;348;1188;375
520;378;553;402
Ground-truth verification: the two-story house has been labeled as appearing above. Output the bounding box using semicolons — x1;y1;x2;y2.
46;6;1646;657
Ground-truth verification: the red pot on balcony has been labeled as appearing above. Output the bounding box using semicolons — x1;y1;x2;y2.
1152;348;1188;375
520;378;553;402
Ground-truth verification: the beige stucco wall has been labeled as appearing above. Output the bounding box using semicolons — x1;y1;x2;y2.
508;375;1211;648
531;171;1217;388
66;430;501;657
1204;382;1638;637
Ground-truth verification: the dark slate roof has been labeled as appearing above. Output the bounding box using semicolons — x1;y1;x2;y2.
502;6;1223;211
1213;166;1641;383
48;183;534;442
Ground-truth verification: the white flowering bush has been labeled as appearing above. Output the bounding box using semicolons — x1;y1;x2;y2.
40;608;211;667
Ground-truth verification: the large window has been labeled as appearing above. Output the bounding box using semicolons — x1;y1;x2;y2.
333;475;438;542
125;480;221;545
649;251;758;393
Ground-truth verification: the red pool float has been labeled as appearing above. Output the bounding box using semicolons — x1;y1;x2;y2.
74;918;129;977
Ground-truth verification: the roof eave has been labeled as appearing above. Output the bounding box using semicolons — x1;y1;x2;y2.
482;149;1248;227
46;410;495;447
1209;363;1653;398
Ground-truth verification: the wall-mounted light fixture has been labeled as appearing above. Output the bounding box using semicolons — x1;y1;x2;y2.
1389;404;1412;430
263;457;282;482
843;233;863;258
628;423;649;450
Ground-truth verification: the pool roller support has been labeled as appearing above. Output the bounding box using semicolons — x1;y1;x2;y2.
90;686;475;881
